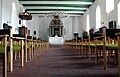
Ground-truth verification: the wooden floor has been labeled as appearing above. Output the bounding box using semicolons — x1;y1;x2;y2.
2;45;119;77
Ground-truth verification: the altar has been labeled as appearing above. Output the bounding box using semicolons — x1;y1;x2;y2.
48;14;65;45
49;36;64;45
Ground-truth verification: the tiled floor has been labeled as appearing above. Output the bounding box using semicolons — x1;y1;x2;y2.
3;45;118;77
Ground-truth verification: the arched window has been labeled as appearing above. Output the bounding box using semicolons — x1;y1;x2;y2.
22;20;27;26
11;2;18;34
106;0;114;14
86;15;90;32
118;2;120;26
11;2;16;34
96;5;101;30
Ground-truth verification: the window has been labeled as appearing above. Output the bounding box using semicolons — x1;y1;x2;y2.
106;0;114;14
96;5;101;30
22;20;27;26
11;2;17;34
86;15;90;32
118;2;120;26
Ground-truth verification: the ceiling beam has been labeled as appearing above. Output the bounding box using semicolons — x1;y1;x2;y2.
28;11;85;13
26;9;86;11
32;14;82;17
22;4;90;8
31;13;83;15
25;6;88;10
19;0;94;1
20;1;93;5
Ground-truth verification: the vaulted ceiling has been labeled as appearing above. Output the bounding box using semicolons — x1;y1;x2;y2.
19;0;95;16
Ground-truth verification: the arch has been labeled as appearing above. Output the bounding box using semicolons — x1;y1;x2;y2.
96;5;101;30
118;2;120;26
86;14;90;32
106;0;114;14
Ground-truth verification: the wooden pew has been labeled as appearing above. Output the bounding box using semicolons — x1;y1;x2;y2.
0;28;26;73
91;27;120;70
0;28;14;76
115;33;120;77
0;35;9;77
12;37;25;67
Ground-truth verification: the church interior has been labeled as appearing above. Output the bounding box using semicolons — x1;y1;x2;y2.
0;0;120;77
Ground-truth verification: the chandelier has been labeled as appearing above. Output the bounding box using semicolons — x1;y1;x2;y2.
19;10;32;20
46;11;68;19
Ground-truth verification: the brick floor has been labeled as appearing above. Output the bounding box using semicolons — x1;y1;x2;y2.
4;45;118;77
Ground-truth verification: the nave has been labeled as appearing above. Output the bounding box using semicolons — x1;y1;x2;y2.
5;45;118;77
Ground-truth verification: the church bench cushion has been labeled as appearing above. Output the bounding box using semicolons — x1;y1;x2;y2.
0;45;5;53
13;45;21;51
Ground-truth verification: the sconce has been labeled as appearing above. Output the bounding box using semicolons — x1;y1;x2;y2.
7;21;11;24
46;11;68;19
101;20;104;24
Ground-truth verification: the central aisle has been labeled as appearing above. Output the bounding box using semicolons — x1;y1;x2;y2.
8;45;118;77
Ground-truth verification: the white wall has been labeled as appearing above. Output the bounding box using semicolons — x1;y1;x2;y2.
27;16;40;38
62;17;73;40
81;0;106;31
26;15;83;41
2;0;12;27
73;16;81;33
0;0;24;34
0;0;2;27
34;16;83;41
81;0;120;31
72;16;83;37
11;0;24;34
109;0;120;28
79;16;85;36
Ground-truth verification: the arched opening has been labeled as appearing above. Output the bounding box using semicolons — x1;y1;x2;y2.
106;0;114;14
117;2;120;26
96;5;101;30
86;15;90;33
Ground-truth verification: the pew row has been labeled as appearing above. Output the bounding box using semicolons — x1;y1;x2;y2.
0;29;49;77
64;27;120;70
